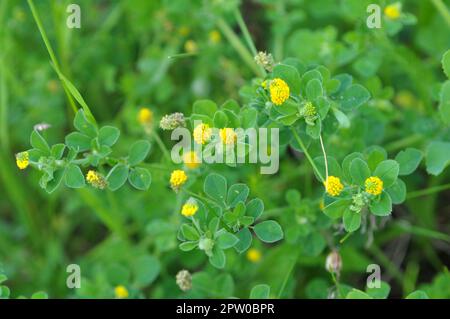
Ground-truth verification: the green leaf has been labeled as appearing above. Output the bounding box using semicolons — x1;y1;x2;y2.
386;179;406;204
343;210;361;232
128;140;151;166
273;63;301;95
128;167;151;190
107;164;129;191
342;152;364;182
64;164;85;188
234;227;252;253
209;247;226;269
395;148;423;175
367;146;387;172
250;284;270;299
240;107;257;128
253;220;283;243
213;110;228;128
425;141;450;175
226;184;249;207
179;241;197;251
366;281;391;299
324;199;351;219
31;291;48;299
246;198;264;220
45;169;65;193
306;78;323;101
332;107;350;128
406;290;429;299
369;191;392;216
221;99;240;114
305;118;321;139
193;99;217;118
51;143;65;159
340;84;370;111
302;232;326;256
181;224;200;241
350;158;371;185
373;160;399;188
132;255;160;287
217;232;239;249
346;289;372;299
65;132;91;152
313;156;342;182
439;81;450;124
204;173;227;204
74;109;97;137
442;49;450;79
30;130;50;154
98;126;120;147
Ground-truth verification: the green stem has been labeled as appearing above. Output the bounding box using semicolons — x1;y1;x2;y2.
27;0;78;115
277;249;299;298
407;183;450;199
0;0;9;151
431;0;450;28
290;127;324;182
385;134;423;152
368;244;404;285
152;130;172;162
216;17;263;77
393;221;450;242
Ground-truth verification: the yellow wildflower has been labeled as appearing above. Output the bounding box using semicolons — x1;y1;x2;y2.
86;170;107;189
365;176;383;196
209;30;221;44
183;151;200;169
181;200;198;217
384;3;401;20
184;40;197;53
137;107;153;125
246;248;262;263
324;176;344;197
269;78;290;105
114;285;129;299
219;128;237;145
193;123;212;145
178;26;190;36
16;152;29;170
170;170;188;191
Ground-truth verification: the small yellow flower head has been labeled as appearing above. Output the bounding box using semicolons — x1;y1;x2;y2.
170;169;188;191
137;107;153;125
303;101;317;117
114;285;129;299
261;80;267;89
193;123;212;145
181;199;198;217
324;176;344;197
178;26;190;36
209;30;221;44
384;3;401;20
246;248;262;263
269;78;290;105
16;152;29;170
219;128;237;145
365;176;384;196
184;40;197;53
86;170;107;189
183;151;200;169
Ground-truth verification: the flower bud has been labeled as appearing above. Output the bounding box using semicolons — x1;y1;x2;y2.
160;112;186;130
176;270;192;292
254;51;275;72
325;250;342;275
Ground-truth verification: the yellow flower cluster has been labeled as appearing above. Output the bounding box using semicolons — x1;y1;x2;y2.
324;176;344;197
269;78;290;105
246;248;262;263
114;285;129;299
181;201;198;217
137;107;153;125
193;123;212;145
365;176;383;196
170;169;188;191
16;151;29;170
86;170;107;189
384;3;401;20
183;151;200;169
219;128;237;145
209;30;221;44
184;40;197;53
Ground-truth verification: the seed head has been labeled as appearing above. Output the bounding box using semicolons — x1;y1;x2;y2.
176;270;192;292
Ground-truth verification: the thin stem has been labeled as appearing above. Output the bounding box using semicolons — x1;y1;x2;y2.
407;183;450;199
368;244;404;285
393;221;450;243
319;134;328;181
385;134;422;152
431;0;450;28
290;127;324;182
27;0;78;114
216;17;263;77
151;130;172;162
277;249;299;298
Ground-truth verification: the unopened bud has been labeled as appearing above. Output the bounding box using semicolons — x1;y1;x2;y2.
160;112;186;130
325;250;342;275
254;51;275;72
176;270;192;291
